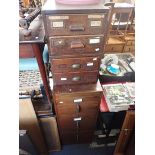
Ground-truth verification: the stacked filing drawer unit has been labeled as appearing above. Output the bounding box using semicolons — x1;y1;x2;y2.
42;0;109;144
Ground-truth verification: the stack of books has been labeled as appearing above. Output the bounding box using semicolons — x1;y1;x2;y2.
102;83;135;112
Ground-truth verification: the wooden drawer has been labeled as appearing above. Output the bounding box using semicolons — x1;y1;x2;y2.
52;71;98;85
56;103;98;115
126;40;135;46
49;35;104;57
19;44;35;58
60;131;93;144
58;113;97;132
124;45;135;52
105;44;124;53
45;13;108;36
55;94;101;105
50;56;100;73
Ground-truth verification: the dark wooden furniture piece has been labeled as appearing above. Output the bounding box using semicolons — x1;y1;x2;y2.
105;37;125;53
114;110;135;155
42;0;110;145
42;0;110;85
19;15;52;106
53;81;103;144
19;98;48;155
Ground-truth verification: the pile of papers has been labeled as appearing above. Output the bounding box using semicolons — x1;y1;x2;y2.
102;83;135;112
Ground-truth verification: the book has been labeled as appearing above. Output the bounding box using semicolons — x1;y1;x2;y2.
102;83;134;112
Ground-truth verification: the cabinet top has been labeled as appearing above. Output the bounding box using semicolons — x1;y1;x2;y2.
42;0;109;14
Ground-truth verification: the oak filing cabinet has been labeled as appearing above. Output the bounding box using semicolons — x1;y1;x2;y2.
42;0;110;144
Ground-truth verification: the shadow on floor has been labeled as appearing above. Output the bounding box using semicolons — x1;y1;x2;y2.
49;144;114;155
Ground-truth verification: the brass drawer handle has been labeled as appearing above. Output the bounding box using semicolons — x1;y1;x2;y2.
72;76;81;81
69;25;85;31
72;64;81;69
71;40;84;49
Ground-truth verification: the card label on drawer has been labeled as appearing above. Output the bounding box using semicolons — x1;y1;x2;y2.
88;15;104;18
74;98;82;103
74;117;82;121
61;78;67;81
89;38;100;44
93;57;97;61
49;16;69;20
87;62;94;66
52;21;64;28
52;39;65;46
90;21;101;27
95;48;100;52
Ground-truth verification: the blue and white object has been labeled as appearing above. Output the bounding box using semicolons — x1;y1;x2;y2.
107;64;120;75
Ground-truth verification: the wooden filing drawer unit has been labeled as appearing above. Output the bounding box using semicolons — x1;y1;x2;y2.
42;1;110;85
105;44;124;53
48;35;104;57
45;13;108;37
53;82;103;144
126;40;135;46
50;56;100;73
104;37;126;53
123;35;135;55
124;45;135;52
52;71;98;85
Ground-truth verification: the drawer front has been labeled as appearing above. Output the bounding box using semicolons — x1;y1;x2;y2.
124;46;135;52
49;35;104;56
52;71;98;85
126;40;135;46
50;56;100;73
60;131;93;144
58;114;97;132
46;14;107;36
55;95;101;105
105;44;124;53
56;103;99;115
19;44;35;58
